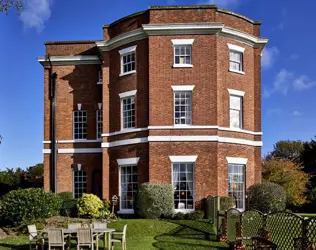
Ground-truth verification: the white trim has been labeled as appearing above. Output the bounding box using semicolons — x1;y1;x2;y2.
77;103;82;111
58;148;102;154
226;157;248;165
119;45;137;55
37;55;101;66
227;43;245;53
42;149;51;154
169;156;198;163
173;64;193;68
43;141;51;144
117;157;140;166
148;136;262;147
171;39;195;45
117;209;134;214
119;90;137;99
77;164;82;171
171;85;195;91
229;69;245;75
98;103;102;110
102;127;148;137
101;137;148;148
175;209;195;213
148;126;262;135
57;139;102;143
228;89;245;97
97;81;103;85
119;70;136;77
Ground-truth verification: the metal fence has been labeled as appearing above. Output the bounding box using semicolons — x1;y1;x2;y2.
221;208;316;250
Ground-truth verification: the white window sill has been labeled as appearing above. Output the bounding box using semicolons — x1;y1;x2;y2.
121;127;135;132
97;81;103;85
119;70;136;77
174;209;195;213
173;124;192;128
173;64;193;68
229;69;245;75
230;126;243;130
117;209;134;214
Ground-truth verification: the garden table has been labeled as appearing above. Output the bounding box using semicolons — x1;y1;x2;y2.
42;227;116;250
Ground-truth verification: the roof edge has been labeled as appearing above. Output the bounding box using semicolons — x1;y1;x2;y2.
107;10;148;27
217;8;261;25
45;40;101;45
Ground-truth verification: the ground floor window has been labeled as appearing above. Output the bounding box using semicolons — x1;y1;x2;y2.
228;164;245;210
73;170;87;198
120;165;137;210
172;163;194;210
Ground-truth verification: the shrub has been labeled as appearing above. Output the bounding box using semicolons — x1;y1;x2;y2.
248;183;286;213
1;188;61;226
57;192;77;217
184;211;204;220
138;182;174;219
77;194;105;219
173;212;186;220
220;196;235;211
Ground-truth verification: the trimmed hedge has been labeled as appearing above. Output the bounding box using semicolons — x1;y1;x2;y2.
57;192;77;217
138;182;174;219
1;188;61;226
248;183;286;213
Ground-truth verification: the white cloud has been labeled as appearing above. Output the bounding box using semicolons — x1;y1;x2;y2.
272;69;293;95
199;0;240;8
292;110;303;116
20;0;52;33
293;75;316;90
261;47;279;69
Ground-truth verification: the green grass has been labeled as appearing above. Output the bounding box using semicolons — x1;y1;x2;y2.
0;219;229;250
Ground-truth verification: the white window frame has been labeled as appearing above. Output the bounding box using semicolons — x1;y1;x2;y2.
73;169;87;198
228;89;244;129
119;45;137;77
172;86;194;126
119;90;137;131
172;39;194;68
73;110;87;140
117;157;140;214
96;109;102;139
97;68;103;84
226;157;248;212
227;43;245;75
170;155;197;213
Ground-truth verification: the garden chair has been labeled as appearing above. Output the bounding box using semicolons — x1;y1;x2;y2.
93;222;108;248
110;224;127;250
77;228;94;250
28;225;44;250
47;229;67;250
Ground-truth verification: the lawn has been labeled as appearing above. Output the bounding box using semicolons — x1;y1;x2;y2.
0;219;229;250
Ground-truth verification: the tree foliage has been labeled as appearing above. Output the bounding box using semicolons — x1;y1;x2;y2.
0;0;23;15
266;140;304;162
262;159;309;206
300;138;316;176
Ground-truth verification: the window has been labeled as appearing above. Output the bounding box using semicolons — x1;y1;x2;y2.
120;165;137;210
174;91;192;125
173;163;194;210
174;45;192;65
119;45;136;76
73;170;87;198
96;109;102;139
97;68;102;84
122;96;135;129
73;110;87;139
228;164;245;210
228;43;245;74
230;95;242;129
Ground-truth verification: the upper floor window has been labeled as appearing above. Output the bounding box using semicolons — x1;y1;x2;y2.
73;110;87;139
228;89;245;129
119;45;137;76
96;109;102;139
172;39;194;68
227;43;245;74
172;86;194;126
119;90;137;130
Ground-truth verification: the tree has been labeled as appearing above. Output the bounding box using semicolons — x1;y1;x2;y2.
0;0;23;15
262;159;309;206
266;140;304;162
300;138;316;176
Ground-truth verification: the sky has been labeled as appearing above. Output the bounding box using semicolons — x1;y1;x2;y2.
0;0;316;170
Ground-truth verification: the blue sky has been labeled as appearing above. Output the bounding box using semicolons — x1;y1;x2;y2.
0;0;315;169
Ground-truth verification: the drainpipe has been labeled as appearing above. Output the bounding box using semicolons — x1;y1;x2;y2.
47;55;57;193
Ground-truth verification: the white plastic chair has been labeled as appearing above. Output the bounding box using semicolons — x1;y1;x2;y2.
110;224;127;250
27;225;44;250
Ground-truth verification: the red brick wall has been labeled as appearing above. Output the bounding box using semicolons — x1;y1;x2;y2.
46;43;98;56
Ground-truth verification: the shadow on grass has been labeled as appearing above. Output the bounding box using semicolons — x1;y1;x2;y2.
153;220;229;250
0;243;29;250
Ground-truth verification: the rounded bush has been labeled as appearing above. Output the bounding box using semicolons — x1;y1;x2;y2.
1;188;61;226
220;196;235;211
57;192;77;217
138;182;174;219
248;183;286;213
77;194;107;219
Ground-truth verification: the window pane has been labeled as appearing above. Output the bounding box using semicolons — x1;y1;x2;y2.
230;96;241;110
230;109;240;128
73;170;87;198
174;45;192;65
174;91;192;125
73;111;87;139
120;165;138;210
228;164;245;210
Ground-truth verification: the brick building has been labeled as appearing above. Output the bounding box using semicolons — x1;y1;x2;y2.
38;5;268;213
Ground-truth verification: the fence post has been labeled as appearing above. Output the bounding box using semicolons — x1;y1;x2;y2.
258;214;270;241
219;211;228;242
302;218;308;250
234;221;245;250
